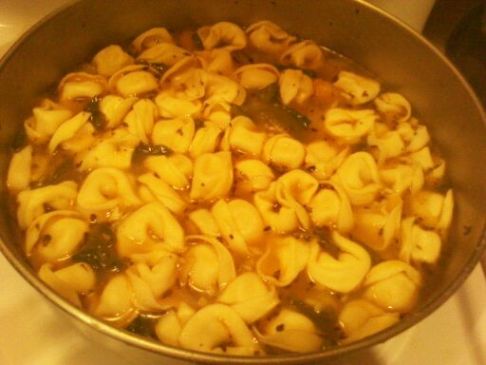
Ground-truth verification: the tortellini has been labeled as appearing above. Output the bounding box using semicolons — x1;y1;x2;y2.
155;91;202;118
309;183;354;233
218;272;279;323
197;22;247;51
109;65;159;96
324;108;376;144
48;111;92;153
190;151;233;201
178;304;258;355
138;173;187;215
305;140;349;180
93;45;134;77
339;299;399;342
211;199;264;255
279;69;314;105
99;95;137;129
307;232;371;293
189;122;223;158
39;262;95;307
352;195;403;251
137;43;190;66
25;99;73;143
333;152;381;206
280;41;323;70
400;217;442;264
77;167;140;217
234;64;279;90
254;183;300;233
274;169;319;230
257;236;310;286
409;189;454;233
374;92;412;123
124;99;157;144
77;128;139;171
255;309;322;353
198;49;236;76
246;20;296;56
17;181;77;229
9;20;455;356
380;162;424;195
7;145;32;192
125;251;178;311
363;260;422;312
144;153;193;190
155;303;195;347
180;235;236;295
117;202;185;258
160;57;207;101
334;71;381;105
152;117;195;153
92;274;138;326
262;134;305;170
235;159;275;193
205;73;246;107
188;208;220;236
227;116;266;156
25;210;88;263
367;125;406;163
132;27;174;53
59;72;107;101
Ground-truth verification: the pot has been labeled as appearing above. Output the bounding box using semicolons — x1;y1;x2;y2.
0;0;485;364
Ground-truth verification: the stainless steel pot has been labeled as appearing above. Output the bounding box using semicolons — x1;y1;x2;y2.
0;0;485;364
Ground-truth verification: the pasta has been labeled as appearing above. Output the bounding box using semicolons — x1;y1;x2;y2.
6;20;454;356
93;45;134;77
25;99;73;143
218;272;279;323
178;304;257;355
279;69;314;105
255;308;322;353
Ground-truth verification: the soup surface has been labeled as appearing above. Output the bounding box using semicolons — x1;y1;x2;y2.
6;21;454;355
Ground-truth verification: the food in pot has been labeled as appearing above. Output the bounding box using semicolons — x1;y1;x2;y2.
6;20;453;355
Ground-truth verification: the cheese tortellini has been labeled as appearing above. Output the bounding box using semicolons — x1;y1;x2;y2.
262;134;305;170
180;235;236;296
307;232;371;293
25;210;88;263
39;262;96;307
218;272;279;323
255;308;323;353
117;202;185;258
190;151;233;201
17;181;78;229
257;236;310;286
211;199;264;255
179;304;257;355
8;20;454;356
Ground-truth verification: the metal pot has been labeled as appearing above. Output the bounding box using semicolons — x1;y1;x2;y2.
0;0;485;364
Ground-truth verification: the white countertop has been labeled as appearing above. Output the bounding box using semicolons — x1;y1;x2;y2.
0;1;485;364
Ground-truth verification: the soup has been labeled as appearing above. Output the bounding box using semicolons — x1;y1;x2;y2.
6;20;453;355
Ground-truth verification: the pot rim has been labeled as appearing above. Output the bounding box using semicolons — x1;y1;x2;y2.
0;0;485;363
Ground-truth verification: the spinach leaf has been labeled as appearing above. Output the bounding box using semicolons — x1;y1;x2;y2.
72;223;125;273
126;315;157;339
84;97;105;131
132;143;172;164
233;84;311;139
